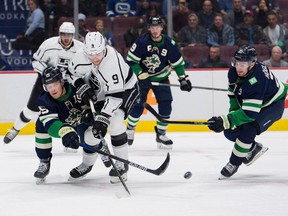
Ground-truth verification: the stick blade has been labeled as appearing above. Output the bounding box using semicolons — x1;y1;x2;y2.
149;152;170;176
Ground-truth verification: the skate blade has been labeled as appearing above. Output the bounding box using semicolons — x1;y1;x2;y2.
63;147;78;153
245;147;269;166
110;174;127;184
35;177;46;184
157;143;173;150
218;174;230;180
67;175;87;182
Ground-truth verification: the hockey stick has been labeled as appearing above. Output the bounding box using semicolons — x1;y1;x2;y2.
89;100;130;195
151;82;227;92
80;143;170;176
88;100;170;175
144;102;210;125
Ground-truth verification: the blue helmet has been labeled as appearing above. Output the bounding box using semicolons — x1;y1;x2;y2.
233;45;257;62
42;67;63;89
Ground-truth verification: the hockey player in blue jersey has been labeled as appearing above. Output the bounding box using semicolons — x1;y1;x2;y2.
207;45;288;179
126;16;192;150
33;67;110;183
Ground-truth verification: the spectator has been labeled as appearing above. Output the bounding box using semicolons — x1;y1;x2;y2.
106;0;137;20
198;46;229;68
124;17;146;48
253;0;269;28
54;0;73;19
234;10;268;46
263;10;288;48
219;0;246;16
188;0;220;13
79;0;106;16
162;0;178;18
95;19;115;47
207;13;235;46
173;0;192;33
177;13;208;47
247;0;279;13
226;0;245;27
136;0;152;18
197;0;218;29
78;13;89;42
262;45;288;67
12;0;46;53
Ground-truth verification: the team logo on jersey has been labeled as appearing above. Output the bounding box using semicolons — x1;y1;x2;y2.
57;56;71;72
249;77;258;85
65;108;82;126
143;54;161;73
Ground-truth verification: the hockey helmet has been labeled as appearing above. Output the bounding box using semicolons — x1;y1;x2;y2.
147;16;163;28
232;45;257;63
59;22;75;34
83;32;106;56
42;67;63;91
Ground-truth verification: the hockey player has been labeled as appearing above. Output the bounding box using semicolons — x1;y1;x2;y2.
207;45;288;179
34;67;85;183
126;16;192;150
68;32;139;183
4;22;83;149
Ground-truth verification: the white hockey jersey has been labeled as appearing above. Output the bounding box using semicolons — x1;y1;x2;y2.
68;45;138;117
32;36;83;78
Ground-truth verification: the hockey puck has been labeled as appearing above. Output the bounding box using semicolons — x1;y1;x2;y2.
184;171;192;179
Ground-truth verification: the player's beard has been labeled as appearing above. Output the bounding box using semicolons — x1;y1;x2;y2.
150;33;162;42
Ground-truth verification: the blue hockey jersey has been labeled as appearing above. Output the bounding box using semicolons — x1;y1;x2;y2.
227;62;287;127
126;32;185;81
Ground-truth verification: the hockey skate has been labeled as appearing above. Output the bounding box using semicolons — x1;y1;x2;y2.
109;161;129;184
242;142;269;166
126;129;135;146
3;127;19;144
218;162;239;180
69;163;93;180
155;126;173;150
34;157;52;184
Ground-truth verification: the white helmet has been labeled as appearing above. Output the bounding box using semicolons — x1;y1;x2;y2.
59;22;75;34
84;32;106;55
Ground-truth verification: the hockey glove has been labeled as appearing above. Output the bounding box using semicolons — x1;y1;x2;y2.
207;115;231;133
81;108;94;126
75;79;97;105
92;114;110;138
59;124;80;149
178;75;192;92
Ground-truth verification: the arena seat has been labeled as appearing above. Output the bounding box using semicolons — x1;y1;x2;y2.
181;45;209;68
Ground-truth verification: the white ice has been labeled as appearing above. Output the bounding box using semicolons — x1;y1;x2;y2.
0;132;288;216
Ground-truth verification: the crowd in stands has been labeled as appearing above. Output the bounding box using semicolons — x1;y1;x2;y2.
12;0;288;68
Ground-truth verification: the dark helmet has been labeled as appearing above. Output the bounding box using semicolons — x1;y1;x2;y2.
233;45;257;62
42;67;63;89
147;16;163;28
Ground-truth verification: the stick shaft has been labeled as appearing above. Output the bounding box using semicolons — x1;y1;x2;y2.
151;82;227;92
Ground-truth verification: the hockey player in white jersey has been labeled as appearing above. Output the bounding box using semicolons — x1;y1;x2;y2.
68;32;139;183
4;22;83;148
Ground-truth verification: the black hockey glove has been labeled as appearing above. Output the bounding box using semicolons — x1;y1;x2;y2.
207;115;231;133
92;114;110;138
81;108;94;126
75;79;97;105
178;75;192;92
59;124;80;149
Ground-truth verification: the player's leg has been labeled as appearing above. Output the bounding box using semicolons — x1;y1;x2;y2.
69;125;99;179
126;83;147;145
34;119;53;183
4;74;43;144
152;80;173;149
109;110;129;183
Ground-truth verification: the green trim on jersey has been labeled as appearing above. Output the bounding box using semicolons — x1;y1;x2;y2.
228;109;255;128
48;121;63;138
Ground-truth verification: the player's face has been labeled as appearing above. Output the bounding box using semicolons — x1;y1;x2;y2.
87;51;105;65
46;81;64;99
60;33;73;46
234;61;254;77
149;25;163;41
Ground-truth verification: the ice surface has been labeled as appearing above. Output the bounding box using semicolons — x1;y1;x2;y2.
1;132;288;216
